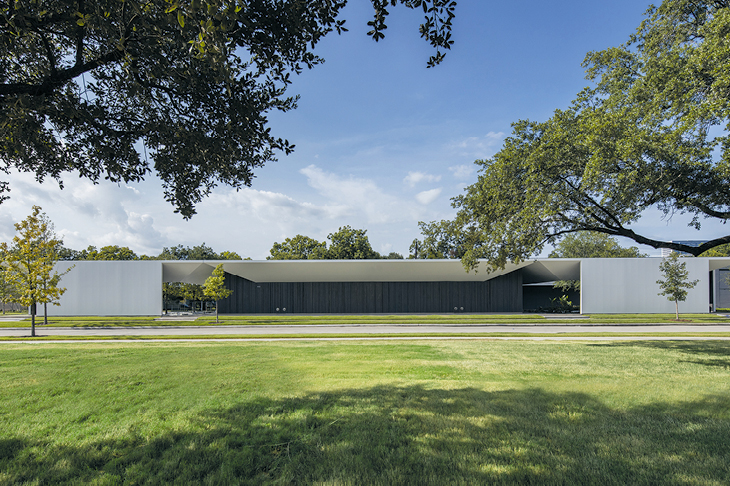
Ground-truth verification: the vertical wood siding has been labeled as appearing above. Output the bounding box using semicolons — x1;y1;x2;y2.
218;271;523;313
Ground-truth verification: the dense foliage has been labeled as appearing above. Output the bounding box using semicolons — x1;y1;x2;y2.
268;234;328;260
1;0;455;217
451;0;730;271
548;232;646;259
409;220;467;259
267;225;381;260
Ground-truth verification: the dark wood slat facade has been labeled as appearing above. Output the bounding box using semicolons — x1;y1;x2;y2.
218;271;523;313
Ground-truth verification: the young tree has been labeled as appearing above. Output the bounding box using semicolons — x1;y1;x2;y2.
656;253;699;320
0;251;18;314
4;206;71;336
203;264;233;323
182;283;206;313
1;1;455;217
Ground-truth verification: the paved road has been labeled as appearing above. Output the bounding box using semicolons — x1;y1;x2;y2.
2;323;730;338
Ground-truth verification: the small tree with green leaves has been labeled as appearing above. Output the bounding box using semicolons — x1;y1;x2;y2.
3;206;71;336
0;257;19;314
657;253;699;320
203;264;233;323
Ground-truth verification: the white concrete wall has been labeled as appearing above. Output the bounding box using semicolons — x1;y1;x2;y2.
49;261;163;316
581;258;710;314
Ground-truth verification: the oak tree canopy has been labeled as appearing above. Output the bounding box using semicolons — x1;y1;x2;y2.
1;0;456;217
451;0;730;271
267;225;381;260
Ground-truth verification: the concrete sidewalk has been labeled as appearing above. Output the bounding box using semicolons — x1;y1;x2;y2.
2;323;730;338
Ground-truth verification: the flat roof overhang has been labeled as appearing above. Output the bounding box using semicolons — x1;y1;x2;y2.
161;258;583;285
709;257;730;271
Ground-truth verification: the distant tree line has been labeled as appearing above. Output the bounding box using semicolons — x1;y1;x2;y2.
268;226;403;260
57;243;244;262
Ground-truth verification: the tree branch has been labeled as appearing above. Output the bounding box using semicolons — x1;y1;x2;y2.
38;31;59;77
0;49;126;97
557;174;627;229
685;200;730;220
74;0;86;68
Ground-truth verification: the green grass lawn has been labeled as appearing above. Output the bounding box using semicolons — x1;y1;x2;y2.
1;340;729;484
3;332;730;341
4;312;730;328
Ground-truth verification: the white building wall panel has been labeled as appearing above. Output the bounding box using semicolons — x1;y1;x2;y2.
581;258;710;314
49;261;162;316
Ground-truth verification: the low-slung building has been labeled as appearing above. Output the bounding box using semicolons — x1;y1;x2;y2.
49;258;730;316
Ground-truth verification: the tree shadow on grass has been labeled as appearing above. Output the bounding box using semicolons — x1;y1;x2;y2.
590;340;730;370
2;386;729;485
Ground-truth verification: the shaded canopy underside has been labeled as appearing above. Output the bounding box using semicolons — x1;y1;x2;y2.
161;259;586;285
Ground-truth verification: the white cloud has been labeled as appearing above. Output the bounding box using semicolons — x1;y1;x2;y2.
1;170;168;255
449;164;475;181
403;171;442;187
300;165;418;224
449;131;505;158
415;188;442;205
207;187;348;223
0;211;17;243
0;164;457;260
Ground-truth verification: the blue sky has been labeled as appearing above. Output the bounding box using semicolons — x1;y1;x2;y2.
2;1;726;258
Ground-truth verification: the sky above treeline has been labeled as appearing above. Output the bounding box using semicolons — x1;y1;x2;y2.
2;1;725;259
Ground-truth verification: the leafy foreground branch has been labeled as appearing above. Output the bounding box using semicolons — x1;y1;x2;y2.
449;0;730;271
1;0;455;217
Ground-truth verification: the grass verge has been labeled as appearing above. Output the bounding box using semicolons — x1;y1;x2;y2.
3;332;730;341
1;340;728;484
4;312;730;328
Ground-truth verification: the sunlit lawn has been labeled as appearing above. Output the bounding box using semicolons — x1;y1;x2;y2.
3;312;730;328
1;340;729;485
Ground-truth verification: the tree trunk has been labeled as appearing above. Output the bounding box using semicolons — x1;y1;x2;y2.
216;300;219;323
44;302;48;326
30;302;36;337
675;300;679;320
